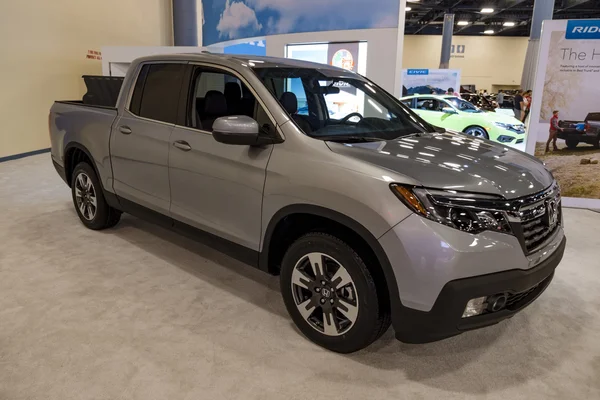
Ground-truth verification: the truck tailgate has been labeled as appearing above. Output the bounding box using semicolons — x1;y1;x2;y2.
49;101;118;188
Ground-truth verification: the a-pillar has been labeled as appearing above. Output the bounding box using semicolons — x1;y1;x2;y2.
439;14;455;69
173;0;199;46
521;0;554;90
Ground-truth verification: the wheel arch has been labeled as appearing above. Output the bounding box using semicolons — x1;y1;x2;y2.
64;143;99;188
260;204;402;314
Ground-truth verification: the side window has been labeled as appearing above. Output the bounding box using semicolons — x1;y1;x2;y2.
416;98;444;112
186;67;273;134
129;63;185;124
401;99;413;108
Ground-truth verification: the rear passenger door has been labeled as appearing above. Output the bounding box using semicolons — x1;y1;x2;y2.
168;65;277;251
111;62;185;214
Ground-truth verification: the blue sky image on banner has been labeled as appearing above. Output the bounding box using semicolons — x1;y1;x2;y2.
203;0;400;46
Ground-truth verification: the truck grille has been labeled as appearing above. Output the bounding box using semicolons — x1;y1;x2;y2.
505;284;540;310
522;215;560;252
516;185;561;254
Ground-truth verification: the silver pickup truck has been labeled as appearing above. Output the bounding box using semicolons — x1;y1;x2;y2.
50;53;566;353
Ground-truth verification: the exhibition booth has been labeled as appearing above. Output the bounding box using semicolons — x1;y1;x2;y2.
2;1;600;398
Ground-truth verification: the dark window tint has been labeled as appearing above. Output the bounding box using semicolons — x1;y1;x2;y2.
130;63;184;124
129;65;149;115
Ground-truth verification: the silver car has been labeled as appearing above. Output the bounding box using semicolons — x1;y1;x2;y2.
49;54;566;353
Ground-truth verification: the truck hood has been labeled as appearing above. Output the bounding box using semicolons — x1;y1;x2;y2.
327;131;553;199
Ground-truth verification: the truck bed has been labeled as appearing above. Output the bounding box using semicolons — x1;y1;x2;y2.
49;101;118;187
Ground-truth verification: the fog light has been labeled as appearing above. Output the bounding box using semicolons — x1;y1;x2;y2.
462;297;487;318
497;135;515;143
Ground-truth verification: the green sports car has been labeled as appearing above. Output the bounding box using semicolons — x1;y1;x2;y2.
400;94;526;146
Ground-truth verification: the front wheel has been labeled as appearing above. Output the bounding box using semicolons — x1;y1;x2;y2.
71;162;121;230
280;233;390;353
464;126;489;140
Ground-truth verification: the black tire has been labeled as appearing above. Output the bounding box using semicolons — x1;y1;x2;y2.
464;126;489;140
71;162;121;230
593;135;600;149
280;233;390;353
565;139;579;149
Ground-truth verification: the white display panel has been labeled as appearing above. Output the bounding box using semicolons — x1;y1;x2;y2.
285;42;369;120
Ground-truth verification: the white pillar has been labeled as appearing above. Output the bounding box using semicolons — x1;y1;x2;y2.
521;0;554;90
393;0;408;98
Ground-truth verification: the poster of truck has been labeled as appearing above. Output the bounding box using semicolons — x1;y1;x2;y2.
527;20;600;204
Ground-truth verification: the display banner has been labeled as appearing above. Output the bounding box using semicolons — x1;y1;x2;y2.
327;42;360;95
526;19;600;208
401;69;461;96
202;0;400;46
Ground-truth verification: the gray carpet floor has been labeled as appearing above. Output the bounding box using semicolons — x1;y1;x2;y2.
1;154;599;400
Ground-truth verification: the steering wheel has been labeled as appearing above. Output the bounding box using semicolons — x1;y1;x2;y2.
340;112;364;123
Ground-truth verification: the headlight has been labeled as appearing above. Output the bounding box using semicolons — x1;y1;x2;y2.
390;184;512;235
494;122;525;133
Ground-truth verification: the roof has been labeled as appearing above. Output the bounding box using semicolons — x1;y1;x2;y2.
132;52;349;73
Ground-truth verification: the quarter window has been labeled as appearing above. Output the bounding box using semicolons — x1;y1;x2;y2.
129;63;185;124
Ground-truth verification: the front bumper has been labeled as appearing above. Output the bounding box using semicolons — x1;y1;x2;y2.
392;236;565;343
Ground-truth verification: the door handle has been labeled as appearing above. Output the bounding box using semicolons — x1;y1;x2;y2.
119;126;132;134
173;140;192;151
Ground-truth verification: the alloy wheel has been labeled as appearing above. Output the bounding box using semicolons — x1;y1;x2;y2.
465;127;488;138
74;172;97;221
290;252;359;336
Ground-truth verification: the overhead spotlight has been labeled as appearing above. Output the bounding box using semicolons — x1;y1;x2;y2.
481;8;494;13
406;7;412;11
503;21;516;27
457;21;470;26
484;29;495;34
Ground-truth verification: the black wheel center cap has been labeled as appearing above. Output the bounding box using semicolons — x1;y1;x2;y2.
321;287;332;298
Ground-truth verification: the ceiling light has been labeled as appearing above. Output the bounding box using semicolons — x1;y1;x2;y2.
406;7;412;11
457;21;469;26
481;8;494;13
503;21;516;27
484;29;495;34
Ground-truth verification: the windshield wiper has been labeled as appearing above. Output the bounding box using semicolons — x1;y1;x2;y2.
315;135;386;143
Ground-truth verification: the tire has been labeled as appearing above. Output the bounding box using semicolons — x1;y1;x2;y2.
464;126;489;140
280;233;390;353
71;162;121;230
565;139;579;149
593;135;600;149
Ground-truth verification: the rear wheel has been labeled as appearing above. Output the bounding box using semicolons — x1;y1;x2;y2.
280;233;390;353
464;126;489;139
71;162;121;230
565;139;579;149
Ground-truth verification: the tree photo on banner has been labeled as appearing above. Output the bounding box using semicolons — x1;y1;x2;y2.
203;0;400;45
528;19;600;203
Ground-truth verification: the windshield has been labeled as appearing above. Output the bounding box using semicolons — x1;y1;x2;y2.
252;67;435;141
446;97;482;113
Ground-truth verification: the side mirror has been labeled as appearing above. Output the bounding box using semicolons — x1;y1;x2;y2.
442;107;457;114
212;116;261;145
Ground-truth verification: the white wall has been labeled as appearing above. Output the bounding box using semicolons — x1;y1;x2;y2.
0;0;174;159
266;29;400;95
403;35;528;91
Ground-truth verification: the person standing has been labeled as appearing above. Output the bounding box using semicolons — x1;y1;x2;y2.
513;90;524;120
546;110;563;153
522;90;532;122
447;87;460;98
497;90;505;107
